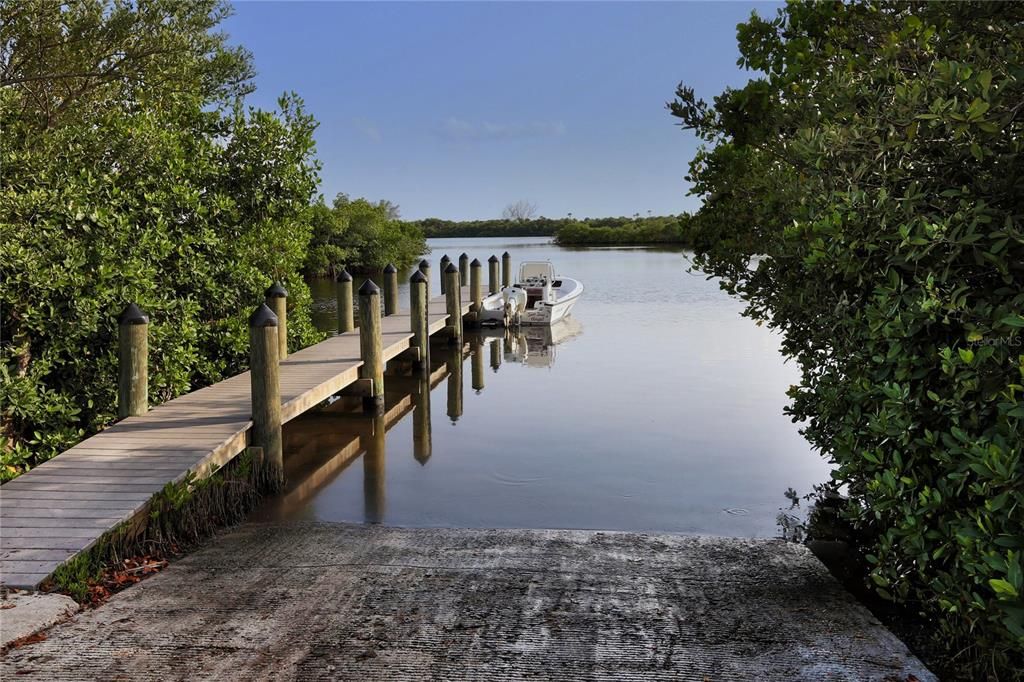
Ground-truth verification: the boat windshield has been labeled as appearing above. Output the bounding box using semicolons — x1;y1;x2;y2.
518;262;555;283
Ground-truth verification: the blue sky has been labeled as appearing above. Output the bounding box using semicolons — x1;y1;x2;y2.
224;1;780;220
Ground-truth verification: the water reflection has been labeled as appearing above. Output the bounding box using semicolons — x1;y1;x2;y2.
446;342;464;422
412;377;432;465
265;237;832;536
363;414;386;523
503;318;583;368
254;331;543;523
471;336;485;392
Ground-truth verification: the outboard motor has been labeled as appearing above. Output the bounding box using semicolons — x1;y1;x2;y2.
503;287;527;325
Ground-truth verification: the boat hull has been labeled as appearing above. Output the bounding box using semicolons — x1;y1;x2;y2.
519;296;578;325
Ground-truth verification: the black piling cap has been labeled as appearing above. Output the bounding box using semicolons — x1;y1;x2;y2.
444;262;459;274
410;269;427;284
502;251;510;258
359;279;381;296
265;282;288;298
336;268;352;282
249;303;279;328
459;253;468;260
470;258;481;267
419;259;430;269
488;254;499;263
383;263;397;274
119;303;149;326
440;254;450;263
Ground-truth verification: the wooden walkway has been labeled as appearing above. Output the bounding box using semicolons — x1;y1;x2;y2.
0;288;473;589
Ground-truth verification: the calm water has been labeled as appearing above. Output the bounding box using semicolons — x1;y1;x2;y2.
254;237;832;536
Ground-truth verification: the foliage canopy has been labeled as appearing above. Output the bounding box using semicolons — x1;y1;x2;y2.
671;1;1023;672
1;0;323;478
304;193;426;277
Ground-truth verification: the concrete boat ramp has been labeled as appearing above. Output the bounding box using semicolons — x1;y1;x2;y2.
1;522;934;681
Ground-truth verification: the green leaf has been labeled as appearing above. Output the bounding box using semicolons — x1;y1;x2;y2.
1000;315;1024;328
966;98;990;121
978;70;992;97
989;579;1018;598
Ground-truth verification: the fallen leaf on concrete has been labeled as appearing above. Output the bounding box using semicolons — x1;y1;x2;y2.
8;631;47;648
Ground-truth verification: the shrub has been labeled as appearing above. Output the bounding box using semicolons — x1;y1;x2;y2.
304;194;426;277
1;1;323;479
670;1;1023;673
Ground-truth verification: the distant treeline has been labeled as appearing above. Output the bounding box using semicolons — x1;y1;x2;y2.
408;214;693;245
410;217;563;238
554;215;692;246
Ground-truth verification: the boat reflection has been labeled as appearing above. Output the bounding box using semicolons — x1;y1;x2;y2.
500;317;583;368
252;321;583;524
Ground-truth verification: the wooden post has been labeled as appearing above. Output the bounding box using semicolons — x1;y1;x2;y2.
418;259;431;300
336;268;354;333
488;255;500;293
358;280;385;414
363;414;386;523
471;336;484;392
117;303;149;418
410;269;429;373
444;262;463;345
447;343;463;422
412;376;432;465
439;255;451;294
470;258;483;320
382;263;399;316
249;303;283;484
502;251;512;288
458;253;469;286
265;282;288;359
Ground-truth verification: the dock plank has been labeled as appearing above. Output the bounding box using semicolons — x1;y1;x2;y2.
0;289;472;588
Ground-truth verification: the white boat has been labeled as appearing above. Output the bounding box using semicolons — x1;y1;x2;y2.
477;261;583;326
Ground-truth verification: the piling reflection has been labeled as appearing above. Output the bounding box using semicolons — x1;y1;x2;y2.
363;414;386;523
446;342;464;422
489;337;501;372
412;377;432;465
471;336;485;392
251;323;583;526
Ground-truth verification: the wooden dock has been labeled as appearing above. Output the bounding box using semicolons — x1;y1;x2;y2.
0;287;474;589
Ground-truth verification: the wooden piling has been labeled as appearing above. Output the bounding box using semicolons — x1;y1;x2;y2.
382;263;399;316
336;268;354;333
117;303;149;418
488;255;500;294
249;303;283;484
439;255;451;294
418;259;431;299
502;251;512;288
409;269;429;373
444;262;463;345
358;280;385;414
459;253;469;286
265;282;288;359
470;258;483;319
